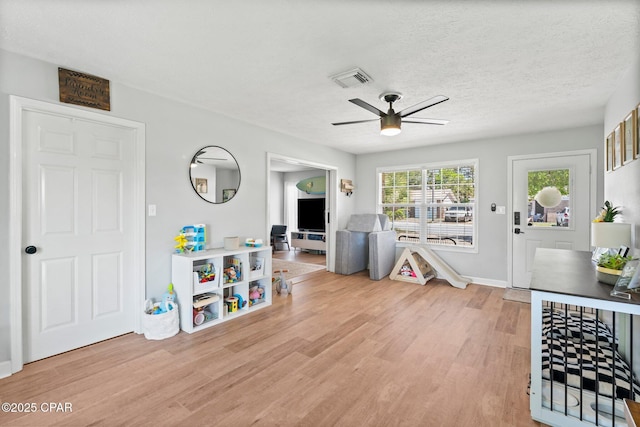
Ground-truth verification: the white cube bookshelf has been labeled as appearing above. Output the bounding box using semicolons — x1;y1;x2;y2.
171;246;272;334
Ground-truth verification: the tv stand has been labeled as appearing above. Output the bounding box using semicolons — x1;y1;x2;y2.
291;231;326;252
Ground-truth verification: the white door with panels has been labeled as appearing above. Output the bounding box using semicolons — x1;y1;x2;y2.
22;109;138;362
511;152;594;289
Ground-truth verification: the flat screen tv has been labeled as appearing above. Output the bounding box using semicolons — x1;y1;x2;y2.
297;198;325;232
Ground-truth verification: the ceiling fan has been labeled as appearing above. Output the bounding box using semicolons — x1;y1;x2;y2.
332;92;449;136
190;148;229;167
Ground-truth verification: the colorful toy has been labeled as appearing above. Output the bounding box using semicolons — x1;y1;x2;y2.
198;263;216;283
225;296;238;313
399;264;412;276
233;293;246;309
191;292;219;325
223;258;241;283
180;224;207;252
224;266;239;283
224;294;246;313
174;232;188;253
145;298;176;315
249;285;265;304
193;307;205;325
244;238;264;247
161;283;177;312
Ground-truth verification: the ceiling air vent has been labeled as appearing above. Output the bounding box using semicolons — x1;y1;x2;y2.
329;68;373;88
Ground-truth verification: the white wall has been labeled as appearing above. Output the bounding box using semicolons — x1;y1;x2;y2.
603;50;640;378
356;125;604;284
0;49;356;367
269;171;285;225
604;52;640;254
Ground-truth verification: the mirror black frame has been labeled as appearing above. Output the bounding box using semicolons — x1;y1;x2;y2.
189;145;241;204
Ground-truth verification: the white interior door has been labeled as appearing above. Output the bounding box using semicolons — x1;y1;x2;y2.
23;109;137;362
511;152;593;289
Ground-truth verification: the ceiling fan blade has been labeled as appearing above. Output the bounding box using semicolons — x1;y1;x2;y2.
402;118;450;125
349;98;387;117
198;157;227;160
332;119;380;126
399;95;449;118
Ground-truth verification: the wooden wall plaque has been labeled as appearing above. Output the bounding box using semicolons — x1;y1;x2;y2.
58;67;110;111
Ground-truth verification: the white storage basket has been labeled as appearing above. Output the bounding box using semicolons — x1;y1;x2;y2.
143;300;179;340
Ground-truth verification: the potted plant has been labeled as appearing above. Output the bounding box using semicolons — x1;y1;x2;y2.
591;200;632;264
593;200;621;223
596;252;633;285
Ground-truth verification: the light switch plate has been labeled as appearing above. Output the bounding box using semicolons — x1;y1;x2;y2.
496;206;506;215
148;204;157;216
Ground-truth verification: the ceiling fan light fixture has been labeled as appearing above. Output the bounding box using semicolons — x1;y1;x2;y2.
380;114;401;136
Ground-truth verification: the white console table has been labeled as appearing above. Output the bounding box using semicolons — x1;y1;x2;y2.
291;231;326;252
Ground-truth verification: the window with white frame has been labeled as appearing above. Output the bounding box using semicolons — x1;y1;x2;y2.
378;160;477;249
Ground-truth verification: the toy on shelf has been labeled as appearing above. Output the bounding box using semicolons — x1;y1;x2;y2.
198;263;216;283
224;293;246;313
223;266;240;283
175;224;207;253
174;232;188;253
193;306;217;326
245;238;264;247
249;285;265;305
193;293;220;326
224;296;238;313
234;293;246;309
223;257;242;283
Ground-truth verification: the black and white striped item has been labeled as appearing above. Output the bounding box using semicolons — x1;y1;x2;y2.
541;309;640;400
542;308;617;348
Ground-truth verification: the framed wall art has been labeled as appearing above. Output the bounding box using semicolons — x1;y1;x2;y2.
606;132;614;171
195;178;208;194
623;109;637;163
222;188;236;202
613;123;622;169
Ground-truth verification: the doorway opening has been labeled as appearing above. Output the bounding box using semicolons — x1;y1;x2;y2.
266;153;337;277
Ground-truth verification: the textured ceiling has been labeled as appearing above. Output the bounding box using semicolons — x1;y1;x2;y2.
1;1;639;154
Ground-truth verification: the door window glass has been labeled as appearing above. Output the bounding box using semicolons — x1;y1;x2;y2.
527;169;570;228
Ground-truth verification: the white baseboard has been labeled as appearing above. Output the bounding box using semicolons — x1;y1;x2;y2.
467;277;508;288
0;360;13;379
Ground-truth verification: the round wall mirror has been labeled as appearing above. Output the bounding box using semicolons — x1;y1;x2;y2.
189;146;241;204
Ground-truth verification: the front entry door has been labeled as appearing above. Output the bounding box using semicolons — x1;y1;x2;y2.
22;109;138;362
511;152;594;288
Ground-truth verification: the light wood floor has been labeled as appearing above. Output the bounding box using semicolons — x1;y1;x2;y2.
0;265;540;427
272;248;326;265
